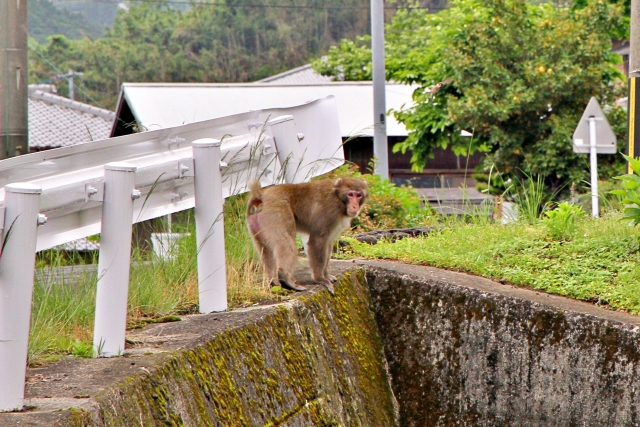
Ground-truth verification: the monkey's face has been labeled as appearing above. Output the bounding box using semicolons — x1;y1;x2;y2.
333;178;367;217
345;189;365;217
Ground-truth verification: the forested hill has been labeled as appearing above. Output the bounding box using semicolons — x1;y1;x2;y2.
28;0;445;110
29;0;104;43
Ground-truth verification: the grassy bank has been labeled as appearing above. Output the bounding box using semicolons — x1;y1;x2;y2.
28;194;282;365
348;209;640;314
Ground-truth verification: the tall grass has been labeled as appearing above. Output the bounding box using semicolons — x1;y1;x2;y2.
28;193;278;366
507;173;551;223
30;272;97;363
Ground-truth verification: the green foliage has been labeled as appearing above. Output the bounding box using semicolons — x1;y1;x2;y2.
69;340;94;358
29;0;372;109
314;0;627;193
507;173;556;223
313;36;373;80
543;202;586;240
610;155;640;226
323;164;433;231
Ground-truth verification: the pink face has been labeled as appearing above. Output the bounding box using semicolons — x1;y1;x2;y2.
346;190;364;217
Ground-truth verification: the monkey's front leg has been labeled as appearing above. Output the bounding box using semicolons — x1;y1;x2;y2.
308;236;335;295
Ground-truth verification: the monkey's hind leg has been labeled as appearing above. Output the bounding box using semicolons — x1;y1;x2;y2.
277;270;306;292
273;238;306;292
255;241;278;285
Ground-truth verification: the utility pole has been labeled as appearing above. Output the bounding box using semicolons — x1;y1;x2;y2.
628;0;640;172
46;70;83;100
371;0;389;179
0;0;29;158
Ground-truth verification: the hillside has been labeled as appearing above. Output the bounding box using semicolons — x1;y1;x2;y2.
29;0;104;43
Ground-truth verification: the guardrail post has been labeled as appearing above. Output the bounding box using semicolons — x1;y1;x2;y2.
192;138;227;313
0;183;43;411
93;162;138;357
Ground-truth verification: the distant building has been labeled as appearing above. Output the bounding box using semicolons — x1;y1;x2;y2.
28;85;115;152
256;64;334;85
27;84;113;252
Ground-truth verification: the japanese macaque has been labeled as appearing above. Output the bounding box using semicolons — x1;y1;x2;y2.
246;178;367;295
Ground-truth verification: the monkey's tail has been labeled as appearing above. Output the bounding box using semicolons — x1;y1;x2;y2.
246;179;263;216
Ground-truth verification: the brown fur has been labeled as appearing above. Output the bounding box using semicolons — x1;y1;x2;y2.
246;178;367;294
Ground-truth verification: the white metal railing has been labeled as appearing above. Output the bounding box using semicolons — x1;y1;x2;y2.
0;96;344;411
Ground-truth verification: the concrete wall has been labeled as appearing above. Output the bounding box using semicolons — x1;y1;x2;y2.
7;260;640;426
365;263;640;427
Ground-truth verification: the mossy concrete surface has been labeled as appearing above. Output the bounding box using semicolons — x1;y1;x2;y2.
360;260;640;427
1;262;397;427
5;259;640;426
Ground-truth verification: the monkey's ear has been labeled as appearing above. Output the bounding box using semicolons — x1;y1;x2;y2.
333;178;343;187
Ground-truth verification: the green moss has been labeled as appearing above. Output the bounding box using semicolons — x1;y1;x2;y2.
330;271;397;425
67;407;92;427
91;267;395;426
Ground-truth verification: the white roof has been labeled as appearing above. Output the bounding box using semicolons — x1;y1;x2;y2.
117;82;416;137
256;64;333;84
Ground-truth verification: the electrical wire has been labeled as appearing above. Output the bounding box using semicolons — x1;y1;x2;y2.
29;45;118;115
52;0;446;11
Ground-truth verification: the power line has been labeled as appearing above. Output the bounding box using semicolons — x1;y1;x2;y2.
30;46;115;113
53;0;447;11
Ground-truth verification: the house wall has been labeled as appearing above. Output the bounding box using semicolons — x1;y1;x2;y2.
343;136;483;188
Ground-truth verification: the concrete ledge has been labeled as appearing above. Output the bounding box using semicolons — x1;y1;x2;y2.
361;260;640;426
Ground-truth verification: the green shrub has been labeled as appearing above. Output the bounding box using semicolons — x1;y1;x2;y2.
507;173;558;223
543;202;586;241
323;164;434;231
610;155;640;226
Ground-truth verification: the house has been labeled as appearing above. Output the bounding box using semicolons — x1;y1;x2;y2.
28;84;115;151
112;66;491;213
27;84;112;252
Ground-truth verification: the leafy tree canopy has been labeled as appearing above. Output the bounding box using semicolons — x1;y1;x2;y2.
29;0;372;109
313;0;628;192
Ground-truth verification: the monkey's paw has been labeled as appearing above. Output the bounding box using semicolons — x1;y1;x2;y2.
322;280;335;296
327;275;338;283
277;271;307;292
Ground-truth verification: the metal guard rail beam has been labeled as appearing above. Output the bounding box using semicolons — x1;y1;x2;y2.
0;96;343;251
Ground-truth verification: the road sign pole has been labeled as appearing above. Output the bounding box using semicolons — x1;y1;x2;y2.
573;98;615;217
588;117;599;218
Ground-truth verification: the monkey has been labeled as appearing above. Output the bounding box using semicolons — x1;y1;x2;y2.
246;177;367;295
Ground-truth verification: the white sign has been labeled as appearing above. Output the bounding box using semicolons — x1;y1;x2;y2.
572;97;617;154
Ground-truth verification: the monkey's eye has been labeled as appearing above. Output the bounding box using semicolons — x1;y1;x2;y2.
348;191;361;198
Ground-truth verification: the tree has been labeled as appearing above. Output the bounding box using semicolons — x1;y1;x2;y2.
312;0;627;192
28;0;103;44
29;0;373;109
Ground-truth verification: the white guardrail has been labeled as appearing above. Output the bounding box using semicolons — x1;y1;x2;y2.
0;96;344;411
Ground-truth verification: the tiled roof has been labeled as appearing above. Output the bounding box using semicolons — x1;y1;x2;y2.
256;64;333;84
55;237;101;252
28;87;115;150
